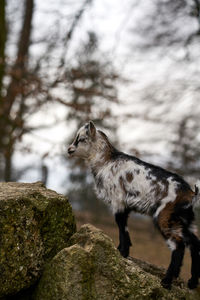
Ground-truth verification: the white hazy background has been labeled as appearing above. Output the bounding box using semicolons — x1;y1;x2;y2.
6;0;200;193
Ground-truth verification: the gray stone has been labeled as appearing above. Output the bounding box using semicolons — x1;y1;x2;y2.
0;182;76;298
33;224;200;300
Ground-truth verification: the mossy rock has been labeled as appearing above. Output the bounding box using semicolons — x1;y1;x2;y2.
33;224;200;300
0;182;76;298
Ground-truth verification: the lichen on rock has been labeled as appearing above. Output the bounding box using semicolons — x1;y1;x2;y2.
33;224;200;300
0;182;76;298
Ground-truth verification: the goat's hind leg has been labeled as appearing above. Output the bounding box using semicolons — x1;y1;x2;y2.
186;231;200;289
115;209;132;258
155;208;186;289
161;240;185;289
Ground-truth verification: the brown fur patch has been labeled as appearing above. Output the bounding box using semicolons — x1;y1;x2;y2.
157;202;182;242
151;180;168;200
157;202;174;236
175;189;195;204
156;189;195;243
126;172;134;182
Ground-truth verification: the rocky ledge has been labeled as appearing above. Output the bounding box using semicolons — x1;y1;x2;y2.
0;182;76;298
0;182;199;300
33;224;199;300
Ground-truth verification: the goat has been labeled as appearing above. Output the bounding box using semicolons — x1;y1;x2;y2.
68;121;200;289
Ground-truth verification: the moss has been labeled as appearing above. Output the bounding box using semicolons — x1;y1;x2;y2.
33;224;200;300
40;197;76;260
0;182;76;298
33;245;96;300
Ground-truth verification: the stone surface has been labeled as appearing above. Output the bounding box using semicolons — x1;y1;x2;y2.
33;224;200;300
0;182;76;298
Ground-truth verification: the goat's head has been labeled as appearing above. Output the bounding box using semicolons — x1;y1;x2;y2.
68;121;97;159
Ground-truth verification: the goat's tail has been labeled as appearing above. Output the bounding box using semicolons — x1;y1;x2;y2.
192;180;200;207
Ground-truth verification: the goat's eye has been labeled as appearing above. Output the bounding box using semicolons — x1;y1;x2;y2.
79;137;86;143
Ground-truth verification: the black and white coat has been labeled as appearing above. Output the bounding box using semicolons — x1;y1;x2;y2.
68;121;200;289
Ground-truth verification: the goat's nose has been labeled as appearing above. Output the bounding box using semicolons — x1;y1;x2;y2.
68;145;75;155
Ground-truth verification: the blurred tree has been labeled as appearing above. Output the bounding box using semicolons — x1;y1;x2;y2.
66;32;118;125
0;0;93;181
123;0;200;179
0;0;6;96
0;0;6;177
130;0;200;51
65;31;119;214
169;116;200;178
0;0;34;181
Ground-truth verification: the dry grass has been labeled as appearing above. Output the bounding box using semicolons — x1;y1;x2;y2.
74;210;192;281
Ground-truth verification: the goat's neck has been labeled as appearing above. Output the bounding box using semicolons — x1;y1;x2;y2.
87;145;112;176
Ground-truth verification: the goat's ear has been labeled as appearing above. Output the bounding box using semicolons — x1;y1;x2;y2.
89;121;96;138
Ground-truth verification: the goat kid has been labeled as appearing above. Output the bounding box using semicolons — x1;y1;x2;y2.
68;121;200;289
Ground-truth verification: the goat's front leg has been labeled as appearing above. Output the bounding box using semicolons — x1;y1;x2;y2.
115;210;132;258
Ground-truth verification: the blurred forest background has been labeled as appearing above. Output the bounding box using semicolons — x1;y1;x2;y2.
1;0;200;279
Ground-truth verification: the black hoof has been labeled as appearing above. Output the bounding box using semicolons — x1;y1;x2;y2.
188;278;198;289
120;249;129;258
161;278;172;290
117;245;129;258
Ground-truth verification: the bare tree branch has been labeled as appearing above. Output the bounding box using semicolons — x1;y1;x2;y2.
59;0;93;68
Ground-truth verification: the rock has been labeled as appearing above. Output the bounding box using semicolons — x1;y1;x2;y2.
0;182;76;298
33;224;200;300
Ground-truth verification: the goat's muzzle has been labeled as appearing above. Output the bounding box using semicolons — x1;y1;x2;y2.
68;145;76;156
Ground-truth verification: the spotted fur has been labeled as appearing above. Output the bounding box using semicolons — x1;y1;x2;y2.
68;121;200;289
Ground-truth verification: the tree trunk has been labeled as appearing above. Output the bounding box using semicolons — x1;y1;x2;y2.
4;147;13;182
0;0;6;97
5;0;34;115
0;0;34;181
